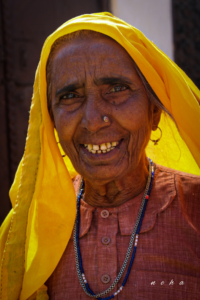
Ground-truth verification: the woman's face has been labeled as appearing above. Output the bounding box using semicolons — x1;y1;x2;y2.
50;33;156;183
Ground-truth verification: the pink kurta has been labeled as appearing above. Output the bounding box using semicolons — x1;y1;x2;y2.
46;164;200;299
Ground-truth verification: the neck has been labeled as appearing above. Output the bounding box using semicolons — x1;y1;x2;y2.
84;155;149;208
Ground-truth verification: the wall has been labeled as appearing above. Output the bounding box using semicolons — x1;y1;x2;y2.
111;0;174;60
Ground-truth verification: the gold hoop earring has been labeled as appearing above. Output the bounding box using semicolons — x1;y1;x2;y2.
150;126;162;145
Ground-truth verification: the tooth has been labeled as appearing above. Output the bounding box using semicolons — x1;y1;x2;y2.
84;144;88;147
93;145;99;150
111;147;115;150
106;142;111;148
102;150;106;153
100;143;107;150
97;150;101;153
88;144;93;150
91;150;96;154
112;142;117;147
106;148;111;152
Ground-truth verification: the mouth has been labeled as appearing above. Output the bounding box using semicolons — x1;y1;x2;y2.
82;140;122;154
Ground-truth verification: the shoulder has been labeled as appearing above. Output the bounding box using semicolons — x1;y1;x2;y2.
155;164;200;233
153;163;200;201
155;163;200;178
155;163;200;200
155;163;200;187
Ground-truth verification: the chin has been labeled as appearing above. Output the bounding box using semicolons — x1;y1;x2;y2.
80;164;127;184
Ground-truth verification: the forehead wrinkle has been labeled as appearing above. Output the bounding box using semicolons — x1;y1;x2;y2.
53;59;86;89
52;37;140;92
90;54;136;82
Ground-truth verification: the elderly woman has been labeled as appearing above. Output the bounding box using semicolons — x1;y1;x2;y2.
0;12;200;300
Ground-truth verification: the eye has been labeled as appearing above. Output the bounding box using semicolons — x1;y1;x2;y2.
60;93;79;100
110;85;128;93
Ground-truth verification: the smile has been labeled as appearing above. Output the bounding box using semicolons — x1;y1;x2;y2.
84;141;119;154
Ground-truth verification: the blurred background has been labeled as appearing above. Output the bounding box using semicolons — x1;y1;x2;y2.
0;0;200;224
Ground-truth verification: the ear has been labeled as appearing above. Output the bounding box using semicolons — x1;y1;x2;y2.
152;105;162;131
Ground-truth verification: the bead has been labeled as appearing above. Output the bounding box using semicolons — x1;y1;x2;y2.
74;158;155;299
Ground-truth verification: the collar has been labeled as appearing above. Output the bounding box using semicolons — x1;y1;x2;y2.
72;164;176;238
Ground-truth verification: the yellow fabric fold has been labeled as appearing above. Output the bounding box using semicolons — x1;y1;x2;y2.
0;12;200;300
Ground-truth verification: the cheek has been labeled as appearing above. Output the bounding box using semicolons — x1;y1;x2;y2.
116;98;151;133
114;98;152;155
53;109;78;149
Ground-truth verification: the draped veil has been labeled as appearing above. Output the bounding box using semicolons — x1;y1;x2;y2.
0;12;200;300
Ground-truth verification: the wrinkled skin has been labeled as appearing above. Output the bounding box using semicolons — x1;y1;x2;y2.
50;34;161;207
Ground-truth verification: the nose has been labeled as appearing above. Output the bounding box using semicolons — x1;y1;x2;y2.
81;96;110;133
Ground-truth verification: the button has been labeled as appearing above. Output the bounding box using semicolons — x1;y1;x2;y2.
101;274;111;284
101;236;111;245
101;210;109;218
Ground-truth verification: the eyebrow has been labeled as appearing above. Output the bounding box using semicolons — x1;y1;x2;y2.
55;83;84;97
55;76;133;98
94;76;133;86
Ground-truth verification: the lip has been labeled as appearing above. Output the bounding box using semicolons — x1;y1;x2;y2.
79;138;122;146
79;139;124;162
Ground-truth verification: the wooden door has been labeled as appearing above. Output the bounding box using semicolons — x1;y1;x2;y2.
0;0;111;224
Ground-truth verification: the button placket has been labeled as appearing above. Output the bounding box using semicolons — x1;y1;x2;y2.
97;209;118;292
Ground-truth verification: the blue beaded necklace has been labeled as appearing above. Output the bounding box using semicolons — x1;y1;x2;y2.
73;158;154;299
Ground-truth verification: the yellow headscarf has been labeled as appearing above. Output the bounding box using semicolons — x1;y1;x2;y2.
0;12;200;300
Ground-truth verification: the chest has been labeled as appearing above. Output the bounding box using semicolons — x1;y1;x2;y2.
46;208;200;300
